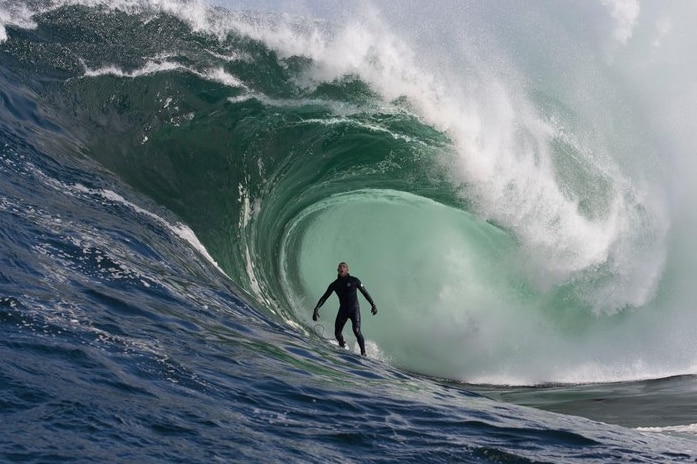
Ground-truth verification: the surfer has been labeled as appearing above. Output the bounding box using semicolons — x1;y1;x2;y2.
312;262;378;356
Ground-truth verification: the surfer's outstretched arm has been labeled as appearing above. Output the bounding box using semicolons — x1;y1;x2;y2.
358;285;378;315
312;283;334;320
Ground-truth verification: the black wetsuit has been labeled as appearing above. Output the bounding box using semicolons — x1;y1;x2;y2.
314;274;375;356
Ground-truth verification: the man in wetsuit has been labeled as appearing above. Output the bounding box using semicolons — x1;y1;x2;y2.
312;262;378;356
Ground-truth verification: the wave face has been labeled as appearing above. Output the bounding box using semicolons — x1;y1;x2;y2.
3;0;697;461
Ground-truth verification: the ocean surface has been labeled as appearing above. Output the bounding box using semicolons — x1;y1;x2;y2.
2;0;697;462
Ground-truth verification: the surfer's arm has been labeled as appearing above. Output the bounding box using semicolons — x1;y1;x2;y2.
313;284;334;312
358;284;378;314
312;284;334;321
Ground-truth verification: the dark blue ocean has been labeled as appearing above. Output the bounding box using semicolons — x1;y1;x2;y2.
2;1;697;462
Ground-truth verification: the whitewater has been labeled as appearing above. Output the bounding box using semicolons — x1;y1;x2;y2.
2;0;697;462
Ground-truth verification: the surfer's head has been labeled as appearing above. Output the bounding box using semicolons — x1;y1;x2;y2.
337;262;349;278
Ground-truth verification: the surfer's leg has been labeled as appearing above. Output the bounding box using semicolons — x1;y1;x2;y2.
334;312;348;347
350;310;366;356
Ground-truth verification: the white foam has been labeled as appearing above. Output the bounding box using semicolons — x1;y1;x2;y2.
83;60;184;78
237;181;270;306
81;59;248;91
636;423;697;435
0;2;37;44
601;0;640;45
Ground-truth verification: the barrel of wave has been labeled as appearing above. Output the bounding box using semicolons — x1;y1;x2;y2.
279;188;543;380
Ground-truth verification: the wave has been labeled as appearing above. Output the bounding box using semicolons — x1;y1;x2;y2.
3;0;697;387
